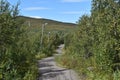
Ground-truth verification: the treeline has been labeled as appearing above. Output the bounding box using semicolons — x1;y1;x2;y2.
0;0;64;79
58;0;120;80
35;31;65;59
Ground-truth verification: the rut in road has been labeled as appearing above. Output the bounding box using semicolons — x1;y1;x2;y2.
37;44;80;80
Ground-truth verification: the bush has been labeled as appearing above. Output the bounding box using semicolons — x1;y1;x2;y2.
57;0;120;80
0;0;38;79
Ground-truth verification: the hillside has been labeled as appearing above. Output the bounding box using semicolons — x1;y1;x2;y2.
18;16;77;32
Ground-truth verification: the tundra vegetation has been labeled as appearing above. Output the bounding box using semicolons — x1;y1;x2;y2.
1;0;120;80
57;0;120;80
0;0;66;79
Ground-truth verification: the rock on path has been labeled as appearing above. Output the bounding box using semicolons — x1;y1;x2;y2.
38;44;80;80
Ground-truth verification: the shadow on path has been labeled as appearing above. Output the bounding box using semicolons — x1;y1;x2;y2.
37;44;79;80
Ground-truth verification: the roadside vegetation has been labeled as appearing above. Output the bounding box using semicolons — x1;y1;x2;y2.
0;0;38;79
0;0;71;79
1;0;120;80
57;0;120;80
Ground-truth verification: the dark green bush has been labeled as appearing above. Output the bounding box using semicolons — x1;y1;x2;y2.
59;0;120;80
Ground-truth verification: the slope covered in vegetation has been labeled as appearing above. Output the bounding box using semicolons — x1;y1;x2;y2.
18;16;77;32
57;0;120;80
0;0;76;80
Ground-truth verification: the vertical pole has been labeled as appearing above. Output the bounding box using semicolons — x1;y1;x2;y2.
48;32;50;42
28;21;31;27
40;23;48;49
41;24;44;48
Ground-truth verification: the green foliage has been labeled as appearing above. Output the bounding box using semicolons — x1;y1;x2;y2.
0;0;38;79
0;0;75;79
36;31;65;59
58;0;120;80
18;16;77;32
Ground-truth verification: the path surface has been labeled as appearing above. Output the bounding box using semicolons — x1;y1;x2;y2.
38;44;80;80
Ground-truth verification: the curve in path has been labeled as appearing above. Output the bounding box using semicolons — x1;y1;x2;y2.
38;44;80;80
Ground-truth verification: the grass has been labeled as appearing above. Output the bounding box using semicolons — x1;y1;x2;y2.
0;74;2;80
57;54;120;80
56;48;120;80
18;16;77;32
35;53;47;60
0;67;3;80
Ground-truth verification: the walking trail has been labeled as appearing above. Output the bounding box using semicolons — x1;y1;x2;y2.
38;44;80;80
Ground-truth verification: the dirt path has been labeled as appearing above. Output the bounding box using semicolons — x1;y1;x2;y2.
38;44;80;80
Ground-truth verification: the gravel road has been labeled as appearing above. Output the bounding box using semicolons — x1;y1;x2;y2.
38;44;80;80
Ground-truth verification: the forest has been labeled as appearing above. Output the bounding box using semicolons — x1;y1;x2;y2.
0;0;120;80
